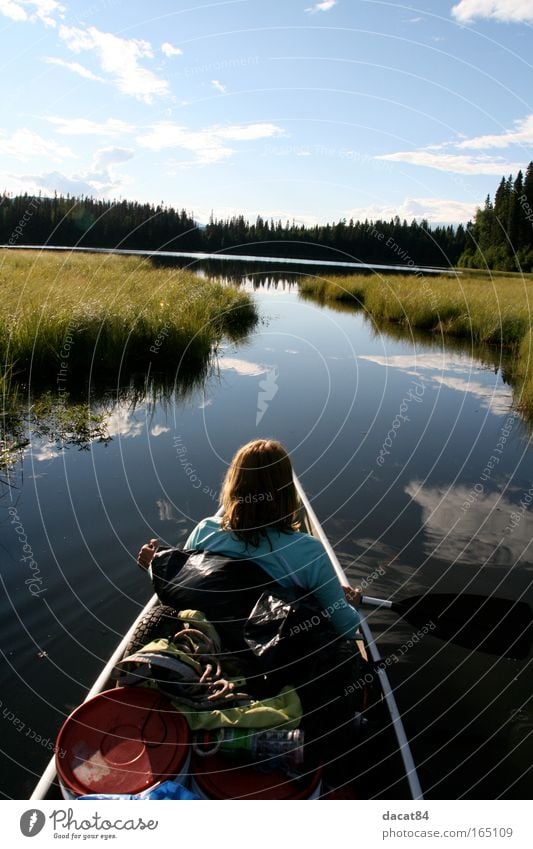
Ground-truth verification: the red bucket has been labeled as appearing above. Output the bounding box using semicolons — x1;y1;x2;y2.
56;687;190;798
190;751;322;800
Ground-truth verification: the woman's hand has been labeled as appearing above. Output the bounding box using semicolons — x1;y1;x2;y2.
137;538;159;571
343;585;362;608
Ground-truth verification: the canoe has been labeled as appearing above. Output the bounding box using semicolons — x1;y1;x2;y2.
30;473;423;800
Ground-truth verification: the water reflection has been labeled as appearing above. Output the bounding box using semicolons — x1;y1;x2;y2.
217;356;269;376
150;424;171;438
104;406;145;439
359;353;513;414
406;480;533;573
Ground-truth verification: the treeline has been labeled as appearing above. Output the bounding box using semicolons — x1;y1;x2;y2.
1;194;197;251
202;215;467;267
460;162;533;272
1;192;468;268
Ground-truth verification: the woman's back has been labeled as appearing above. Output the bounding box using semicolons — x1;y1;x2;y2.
139;439;361;638
185;514;360;638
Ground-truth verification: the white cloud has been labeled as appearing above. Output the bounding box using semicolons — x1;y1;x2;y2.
8;170;100;197
346;196;478;224
58;25;169;103
359;353;513;413
211;79;227;94
151;425;170;437
0;170;55;195
376;149;525;175
360;353;471;375
377;113;532;190
217;123;282;141
84;146;134;190
153;131;234;166
91;146;134;169
456;113;533;150
431;375;512;413
47;116;134;136
0;1;27;21
33;442;60;461
0;0;64;26
137;121;283;166
44;57;103;81
452;0;533;23
0;128;73;161
104;407;144;438
218;358;268;376
156;499;188;523
305;0;337;12
9;145;134;198
405;480;533;567
161;41;182;57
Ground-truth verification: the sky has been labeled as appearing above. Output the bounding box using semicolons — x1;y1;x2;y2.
0;0;532;227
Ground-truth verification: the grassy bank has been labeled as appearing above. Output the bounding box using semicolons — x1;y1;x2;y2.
0;250;257;383
300;273;533;414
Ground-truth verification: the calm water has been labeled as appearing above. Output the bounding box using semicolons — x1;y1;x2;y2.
1;276;531;799
7;243;450;275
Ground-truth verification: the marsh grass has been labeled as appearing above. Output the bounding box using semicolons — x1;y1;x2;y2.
0;250;257;384
0;250;257;468
300;273;533;416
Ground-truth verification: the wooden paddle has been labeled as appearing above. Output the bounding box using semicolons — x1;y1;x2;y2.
361;593;533;660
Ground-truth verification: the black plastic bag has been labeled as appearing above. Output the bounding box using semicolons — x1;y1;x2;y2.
150;548;277;653
243;592;295;657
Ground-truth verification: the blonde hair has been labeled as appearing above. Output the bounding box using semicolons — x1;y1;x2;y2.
220;439;300;546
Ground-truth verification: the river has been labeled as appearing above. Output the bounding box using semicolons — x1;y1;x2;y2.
1;270;531;799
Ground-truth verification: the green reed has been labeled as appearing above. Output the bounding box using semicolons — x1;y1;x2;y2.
299;272;533;417
0;250;257;382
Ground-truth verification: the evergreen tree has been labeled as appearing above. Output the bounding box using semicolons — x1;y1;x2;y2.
459;163;533;271
0;189;473;269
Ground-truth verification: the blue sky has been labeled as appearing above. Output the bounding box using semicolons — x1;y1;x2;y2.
1;0;532;226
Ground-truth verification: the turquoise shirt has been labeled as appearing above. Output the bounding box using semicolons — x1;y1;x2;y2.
184;516;360;638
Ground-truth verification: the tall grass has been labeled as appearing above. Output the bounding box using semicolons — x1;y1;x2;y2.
0;250;257;383
299;273;533;415
0;250;257;468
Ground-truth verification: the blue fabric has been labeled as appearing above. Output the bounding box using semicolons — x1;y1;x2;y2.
80;780;202;800
184;516;360;638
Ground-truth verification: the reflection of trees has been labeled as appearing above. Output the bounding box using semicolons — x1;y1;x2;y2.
1;392;108;481
3;391;113;477
150;253;313;287
1;361;212;476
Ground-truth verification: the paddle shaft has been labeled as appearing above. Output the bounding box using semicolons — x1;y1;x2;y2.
362;596;393;610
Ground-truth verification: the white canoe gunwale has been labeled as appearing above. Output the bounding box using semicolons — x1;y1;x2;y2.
31;475;423;801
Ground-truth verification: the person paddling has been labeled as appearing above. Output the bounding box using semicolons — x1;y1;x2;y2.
138;438;362;633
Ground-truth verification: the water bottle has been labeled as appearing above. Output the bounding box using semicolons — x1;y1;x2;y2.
194;728;304;769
